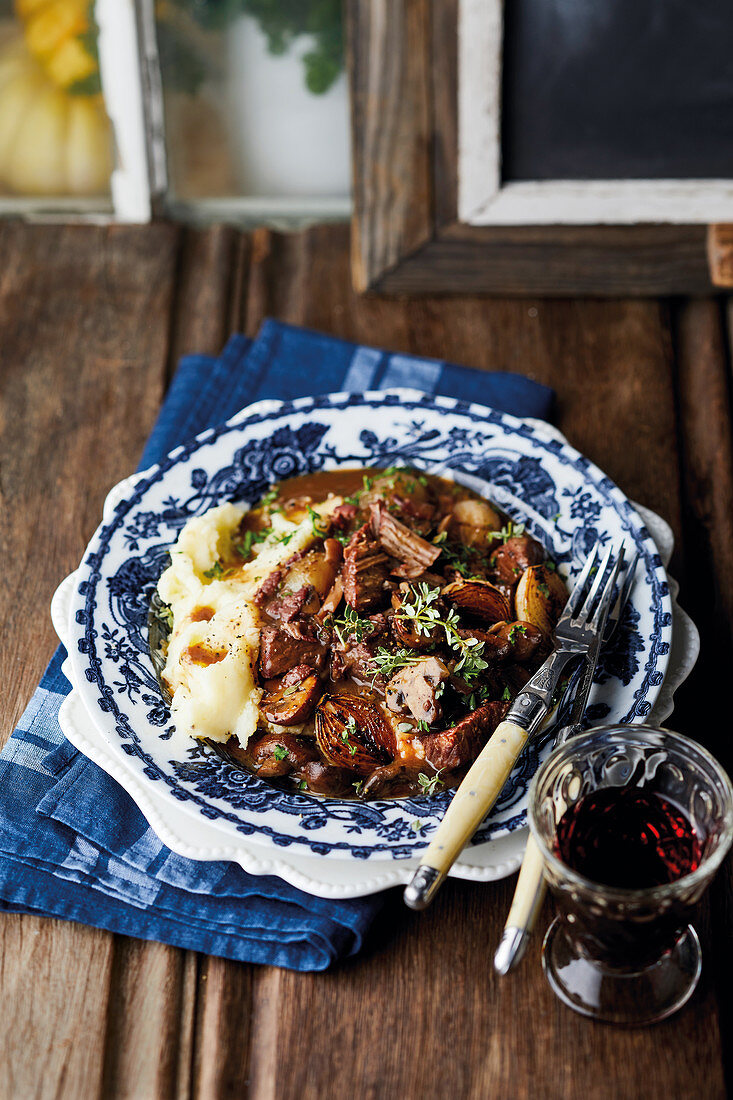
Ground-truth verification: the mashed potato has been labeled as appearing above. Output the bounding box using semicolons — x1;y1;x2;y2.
157;496;341;746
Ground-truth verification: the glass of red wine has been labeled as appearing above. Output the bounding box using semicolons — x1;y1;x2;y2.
528;725;733;1025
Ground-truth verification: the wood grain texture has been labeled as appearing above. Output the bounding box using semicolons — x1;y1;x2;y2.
348;0;718;296
347;0;434;292
371;225;715;296
672;298;733;1100
707;225;733;287
0;223;191;1100
1;222;732;1099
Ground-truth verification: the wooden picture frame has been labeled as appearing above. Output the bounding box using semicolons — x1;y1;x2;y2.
346;0;733;295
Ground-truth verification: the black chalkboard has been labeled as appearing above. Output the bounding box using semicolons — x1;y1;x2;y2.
501;0;733;182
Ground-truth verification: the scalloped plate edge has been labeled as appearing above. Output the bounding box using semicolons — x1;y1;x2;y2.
50;492;698;898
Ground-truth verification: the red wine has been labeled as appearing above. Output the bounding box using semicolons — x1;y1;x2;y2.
554;787;702;889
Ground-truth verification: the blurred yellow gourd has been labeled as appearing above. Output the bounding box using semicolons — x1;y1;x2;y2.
0;34;111;194
14;0;99;93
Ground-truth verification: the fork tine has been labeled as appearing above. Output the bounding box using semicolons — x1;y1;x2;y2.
562;544;601;619
587;547;624;630
607;549;640;637
573;542;616;627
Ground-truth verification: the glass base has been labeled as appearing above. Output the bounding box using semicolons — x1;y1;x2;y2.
541;919;702;1026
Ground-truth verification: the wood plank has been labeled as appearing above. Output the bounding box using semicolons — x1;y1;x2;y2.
228;224;725;1098
167;225;246;373
0;223;189;1100
371;224;714;297
102;939;197;1100
347;0;434;293
431;0;459;228
673;297;733;1095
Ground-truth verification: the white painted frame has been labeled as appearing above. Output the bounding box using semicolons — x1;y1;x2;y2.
458;0;733;226
96;0;153;222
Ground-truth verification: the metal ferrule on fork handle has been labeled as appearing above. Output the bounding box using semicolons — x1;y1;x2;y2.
505;647;584;732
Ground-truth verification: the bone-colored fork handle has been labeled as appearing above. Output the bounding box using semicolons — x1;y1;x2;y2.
493;836;547;973
403;719;530;910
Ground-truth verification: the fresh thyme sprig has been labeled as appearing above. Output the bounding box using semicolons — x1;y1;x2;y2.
417;769;445;796
368;647;429;679
330;606;377;647
394;583;489;683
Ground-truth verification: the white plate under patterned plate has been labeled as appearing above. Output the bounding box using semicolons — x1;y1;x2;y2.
54;390;699;898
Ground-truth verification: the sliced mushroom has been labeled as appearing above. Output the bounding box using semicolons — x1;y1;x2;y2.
314;694;396;775
514;564;568;635
260;672;323;726
317;574;344;620
385;656;449;725
451;498;502;548
442;578;511;623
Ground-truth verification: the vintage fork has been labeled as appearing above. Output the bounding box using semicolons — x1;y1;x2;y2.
403;541;624;912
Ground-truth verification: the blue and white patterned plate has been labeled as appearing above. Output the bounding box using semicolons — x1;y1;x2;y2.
62;390;677;891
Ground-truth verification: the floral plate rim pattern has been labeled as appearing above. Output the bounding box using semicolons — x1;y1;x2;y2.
62;389;679;876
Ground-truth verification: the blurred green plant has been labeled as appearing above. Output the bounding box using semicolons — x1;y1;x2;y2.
158;0;344;95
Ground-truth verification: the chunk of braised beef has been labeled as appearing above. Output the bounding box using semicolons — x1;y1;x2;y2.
252;548;308;606
253;568;283;606
342;521;391;612
258;625;327;679
385;656;449;725
420;700;509;772
261;671;323;725
370;501;441;575
281;664;319;689
367;612;389;638
389;494;436;536
329;649;347;682
490;535;545;588
331;503;358;529
242;732;316;778
266;584;320;622
334;642;381;686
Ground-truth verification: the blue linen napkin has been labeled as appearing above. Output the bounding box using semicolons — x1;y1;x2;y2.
0;320;554;970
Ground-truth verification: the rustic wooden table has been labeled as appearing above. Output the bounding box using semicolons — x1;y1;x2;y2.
2;222;732;1099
